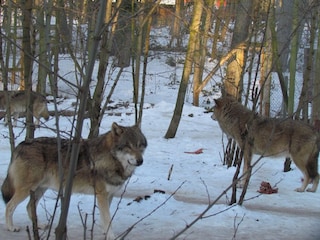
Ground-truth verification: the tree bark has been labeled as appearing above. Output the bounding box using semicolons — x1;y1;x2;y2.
224;0;253;99
21;0;35;139
288;0;300;115
312;6;320;129
55;1;107;239
193;0;213;106
165;0;203;139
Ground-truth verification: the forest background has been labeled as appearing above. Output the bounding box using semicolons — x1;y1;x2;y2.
0;0;319;239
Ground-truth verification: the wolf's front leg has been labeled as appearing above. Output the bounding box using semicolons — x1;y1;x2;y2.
306;174;319;192
97;192;115;240
238;146;253;188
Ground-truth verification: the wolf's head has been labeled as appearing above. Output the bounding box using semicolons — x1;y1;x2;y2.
111;122;147;168
212;97;228;121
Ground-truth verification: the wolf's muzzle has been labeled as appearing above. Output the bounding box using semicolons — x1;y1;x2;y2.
136;158;143;166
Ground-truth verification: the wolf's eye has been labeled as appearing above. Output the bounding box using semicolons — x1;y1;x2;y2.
138;143;146;150
117;145;126;151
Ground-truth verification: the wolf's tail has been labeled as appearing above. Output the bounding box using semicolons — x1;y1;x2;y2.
1;175;14;204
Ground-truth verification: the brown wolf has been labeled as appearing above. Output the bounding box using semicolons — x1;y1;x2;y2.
212;96;319;192
1;122;147;239
0;90;49;127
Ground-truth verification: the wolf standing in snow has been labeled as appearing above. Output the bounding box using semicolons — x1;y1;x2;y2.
1;122;147;239
212;96;319;192
0;90;49;127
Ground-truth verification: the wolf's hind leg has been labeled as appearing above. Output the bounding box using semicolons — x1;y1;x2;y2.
307;174;319;192
238;146;253;188
295;172;309;192
6;189;30;232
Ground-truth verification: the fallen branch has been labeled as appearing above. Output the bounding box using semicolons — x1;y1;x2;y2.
116;181;186;240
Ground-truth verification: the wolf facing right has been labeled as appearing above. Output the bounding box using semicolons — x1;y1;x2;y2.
1;122;147;240
212;96;320;192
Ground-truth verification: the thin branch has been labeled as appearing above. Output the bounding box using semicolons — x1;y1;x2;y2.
169;153;267;240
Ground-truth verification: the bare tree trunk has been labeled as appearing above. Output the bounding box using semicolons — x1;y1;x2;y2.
88;0;116;138
0;7;15;151
276;0;294;73
165;0;203;139
138;1;153;125
113;0;132;67
36;1;51;95
288;0;300;115
312;6;320;130
225;0;253;205
57;0;71;53
296;7;317;121
224;0;252;99
269;0;288;110
55;1;107;239
169;0;183;48
21;0;35;139
193;0;213;107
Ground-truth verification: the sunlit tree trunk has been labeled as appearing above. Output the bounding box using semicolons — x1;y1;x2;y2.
165;0;203;139
193;0;214;106
224;0;252;99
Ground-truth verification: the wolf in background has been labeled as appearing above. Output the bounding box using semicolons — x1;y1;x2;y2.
212;96;319;192
1;122;147;240
0;90;49;127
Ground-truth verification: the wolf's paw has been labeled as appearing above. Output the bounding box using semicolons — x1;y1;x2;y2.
294;187;305;192
306;188;316;193
8;225;20;232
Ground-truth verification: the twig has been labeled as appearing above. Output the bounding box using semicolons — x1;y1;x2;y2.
202;204;237;219
167;164;174;180
232;213;246;240
169;155;267;240
200;177;211;204
77;202;88;240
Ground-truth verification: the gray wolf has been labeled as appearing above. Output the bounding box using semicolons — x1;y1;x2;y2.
1;122;147;239
212;96;319;192
0;90;49;127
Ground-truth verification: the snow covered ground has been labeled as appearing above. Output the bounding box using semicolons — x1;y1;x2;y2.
0;52;319;240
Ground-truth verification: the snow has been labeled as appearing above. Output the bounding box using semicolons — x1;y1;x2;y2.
0;52;319;240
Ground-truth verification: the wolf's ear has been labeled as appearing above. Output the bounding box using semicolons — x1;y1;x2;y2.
112;122;124;136
135;120;141;129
